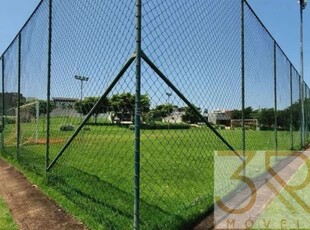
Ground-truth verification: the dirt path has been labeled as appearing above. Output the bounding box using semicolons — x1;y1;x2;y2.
0;159;87;230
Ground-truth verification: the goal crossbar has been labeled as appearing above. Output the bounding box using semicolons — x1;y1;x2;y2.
231;119;258;129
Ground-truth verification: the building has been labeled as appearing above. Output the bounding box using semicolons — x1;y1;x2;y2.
52;97;78;109
0;92;26;116
205;109;232;126
162;107;186;123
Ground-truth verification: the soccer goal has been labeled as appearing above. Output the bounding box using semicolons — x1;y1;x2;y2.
230;119;259;130
18;100;40;144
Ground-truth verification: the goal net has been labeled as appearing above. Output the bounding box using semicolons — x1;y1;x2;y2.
230;119;259;130
18;101;40;145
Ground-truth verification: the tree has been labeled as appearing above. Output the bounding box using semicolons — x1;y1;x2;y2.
290;101;301;131
110;93;150;121
277;108;290;130
252;108;275;127
74;97;109;123
110;93;134;113
231;107;254;119
30;100;55;116
146;104;175;122
181;106;201;124
231;109;242;120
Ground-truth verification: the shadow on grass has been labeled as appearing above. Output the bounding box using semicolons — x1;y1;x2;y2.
18;148;46;176
47;164;191;229
1;145;46;176
1;146;16;159
1;147;214;229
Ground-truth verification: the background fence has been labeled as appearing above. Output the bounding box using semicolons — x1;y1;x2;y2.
0;0;309;229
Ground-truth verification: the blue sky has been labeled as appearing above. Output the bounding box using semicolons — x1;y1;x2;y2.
247;0;310;84
0;0;308;82
0;0;41;54
0;0;310;109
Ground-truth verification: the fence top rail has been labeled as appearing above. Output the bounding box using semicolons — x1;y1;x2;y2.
0;0;44;59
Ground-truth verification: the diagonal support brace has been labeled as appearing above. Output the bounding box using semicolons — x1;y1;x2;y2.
141;51;243;161
47;54;136;171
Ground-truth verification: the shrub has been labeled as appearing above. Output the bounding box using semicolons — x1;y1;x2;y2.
86;122;114;126
129;122;191;130
260;125;273;131
4;116;16;124
60;124;74;131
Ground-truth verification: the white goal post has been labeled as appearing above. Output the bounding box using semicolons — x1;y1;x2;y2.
230;119;259;130
16;100;40;143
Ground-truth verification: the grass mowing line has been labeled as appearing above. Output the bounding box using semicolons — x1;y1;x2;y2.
0;195;18;230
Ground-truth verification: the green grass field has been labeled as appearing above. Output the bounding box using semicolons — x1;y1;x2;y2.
0;196;17;230
0;117;303;229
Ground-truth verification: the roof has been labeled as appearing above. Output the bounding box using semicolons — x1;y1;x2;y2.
52;97;78;102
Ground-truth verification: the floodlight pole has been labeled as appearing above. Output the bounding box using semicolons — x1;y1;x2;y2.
75;75;89;123
75;75;89;101
300;0;306;148
166;91;172;105
46;0;52;172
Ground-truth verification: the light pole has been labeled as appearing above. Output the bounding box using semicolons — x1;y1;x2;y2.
75;75;89;123
166;91;172;105
75;75;89;101
299;0;307;148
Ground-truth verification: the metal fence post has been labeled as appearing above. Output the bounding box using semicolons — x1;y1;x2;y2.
17;34;22;159
300;5;305;148
306;86;309;140
274;42;278;156
0;58;3;150
299;75;303;148
46;0;53;173
290;64;293;150
303;84;309;140
134;0;142;229
241;0;246;175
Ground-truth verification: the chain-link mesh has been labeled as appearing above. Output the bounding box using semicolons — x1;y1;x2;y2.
244;3;275;151
243;3;278;177
0;0;309;229
292;67;302;149
18;0;48;174
47;0;136;229
0;57;3;148
49;0;135;160
2;38;19;155
140;0;242;228
275;46;291;151
308;86;310;140
305;84;310;141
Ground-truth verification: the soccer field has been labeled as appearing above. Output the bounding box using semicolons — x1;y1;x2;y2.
1;118;302;229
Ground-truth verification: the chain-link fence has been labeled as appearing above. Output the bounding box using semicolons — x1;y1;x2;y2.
0;0;309;229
